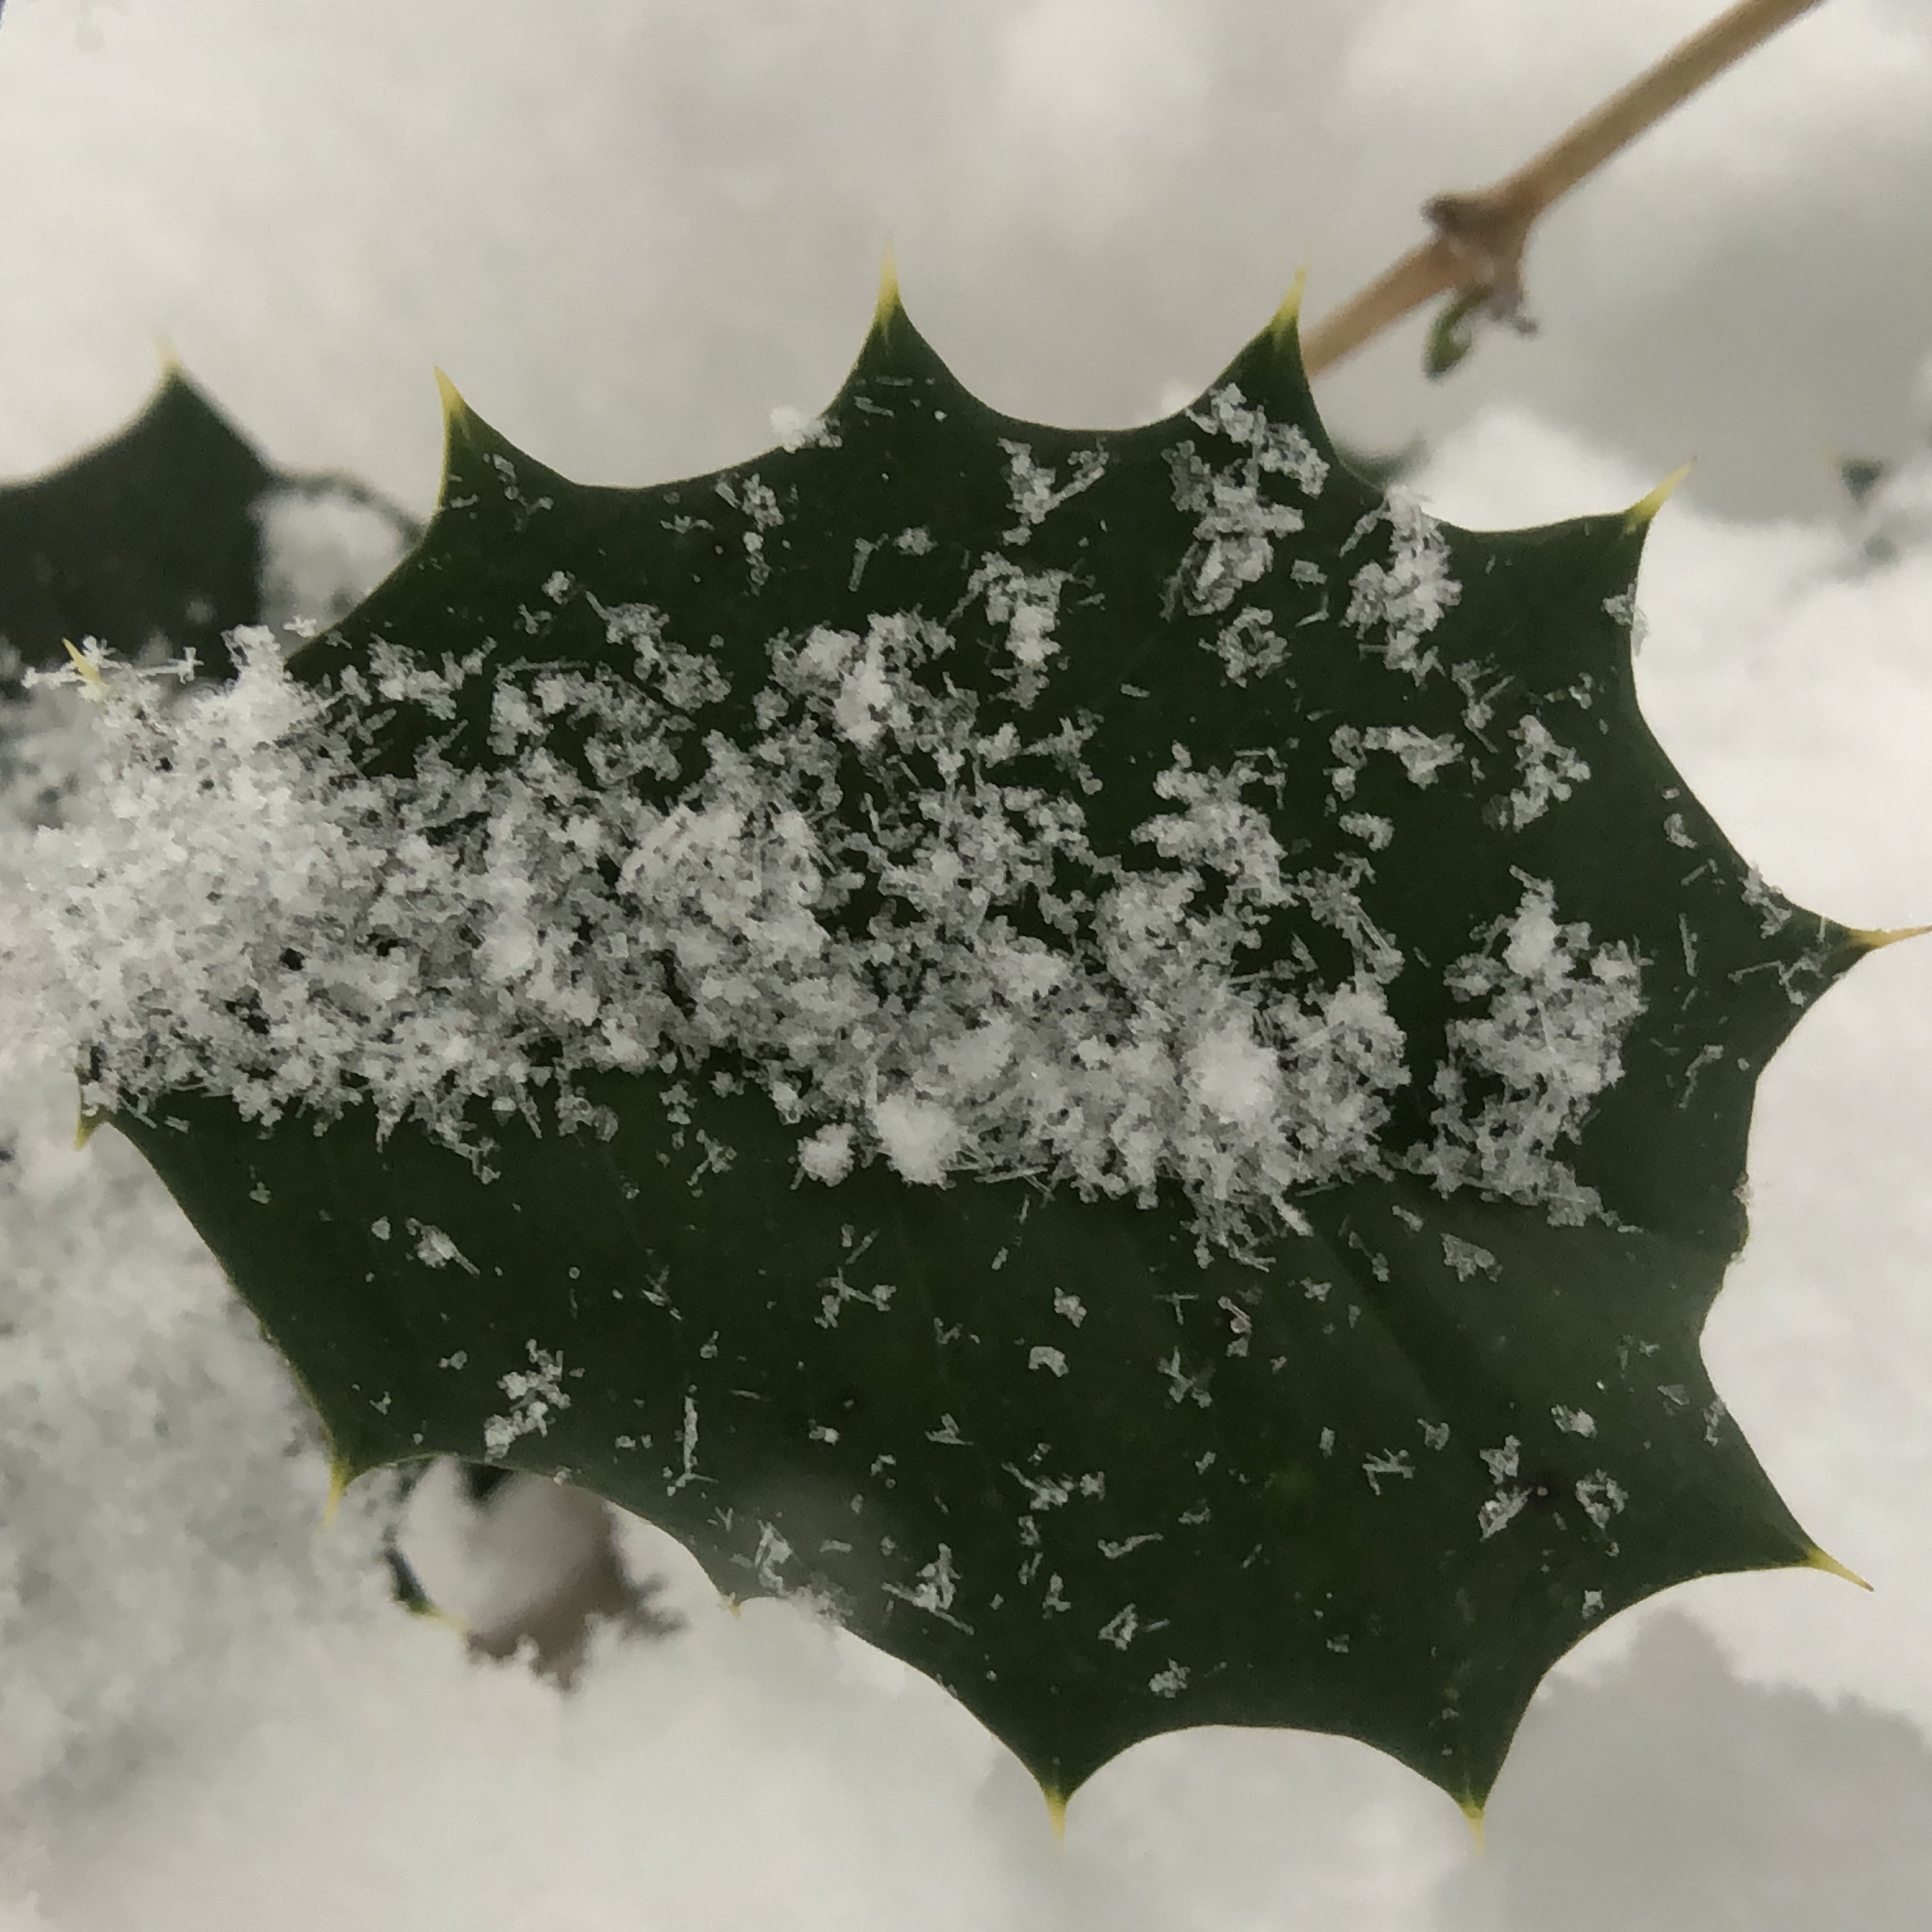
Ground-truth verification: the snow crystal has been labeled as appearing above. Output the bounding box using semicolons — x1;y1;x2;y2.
1601;588;1649;650
971;556;1070;705
1000;440;1106;543
413;1223;480;1275
1163;385;1326;617
1184;1018;1278;1128
1186;385;1328;496
1439;1234;1498;1280
1328;724;1462;799
1741;866;1795;936
767;402;841;452
1362;1450;1415;1494
1204;606;1291;686
1575;1470;1629;1531
1343;491;1459;679
482;1341;571;1460
798;1123;855;1184
884;1545;966;1629
1501;715;1590;829
1418;879;1643;1223
871;1094;962;1185
1477;1489;1527;1540
1338;812;1393;850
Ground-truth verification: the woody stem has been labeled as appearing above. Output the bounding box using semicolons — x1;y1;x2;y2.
1298;0;1829;378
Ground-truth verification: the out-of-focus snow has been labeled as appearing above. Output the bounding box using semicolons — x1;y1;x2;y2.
1;2;1931;1927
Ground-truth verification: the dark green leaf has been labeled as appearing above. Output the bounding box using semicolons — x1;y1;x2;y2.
0;366;417;687
112;283;1873;1815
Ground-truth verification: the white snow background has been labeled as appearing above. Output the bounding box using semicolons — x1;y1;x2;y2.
3;0;1931;1926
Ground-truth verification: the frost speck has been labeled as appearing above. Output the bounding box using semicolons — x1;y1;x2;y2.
1576;1471;1629;1530
769;403;841;452
1501;716;1590;829
1601;588;1648;650
1001;440;1106;544
1338;812;1393;851
1439;1234;1498;1281
798;1124;855;1186
1344;491;1459;680
482;1341;571;1460
413;1223;479;1276
1419;880;1643;1223
884;1544;967;1630
1184;1018;1278;1128
1329;724;1462;799
871;1094;962;1186
1167;385;1325;615
1478;1489;1528;1540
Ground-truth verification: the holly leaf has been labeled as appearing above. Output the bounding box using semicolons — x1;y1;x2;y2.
100;275;1878;1816
0;365;417;688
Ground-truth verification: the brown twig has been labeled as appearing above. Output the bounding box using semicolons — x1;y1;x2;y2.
1298;0;1829;378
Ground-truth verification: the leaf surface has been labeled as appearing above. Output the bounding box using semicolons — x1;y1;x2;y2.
0;367;416;686
113;285;1869;1812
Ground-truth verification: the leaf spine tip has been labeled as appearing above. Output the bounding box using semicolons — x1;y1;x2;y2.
873;241;903;327
1846;922;1932;954
1459;1798;1487;1851
321;1460;351;1529
72;1108;102;1150
1269;263;1311;339
1622;460;1695;530
720;1591;743;1618
60;638;103;686
433;366;468;422
1805;1545;1873;1592
1040;1783;1068;1839
153;332;184;380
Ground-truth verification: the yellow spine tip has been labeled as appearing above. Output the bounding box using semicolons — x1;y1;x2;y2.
1806;1545;1873;1592
874;242;902;325
155;334;184;379
320;1460;351;1529
1269;262;1311;338
1460;1798;1487;1851
1623;460;1696;530
60;638;104;685
73;1109;102;1149
1846;923;1932;953
720;1591;743;1618
433;367;467;421
1041;1784;1068;1840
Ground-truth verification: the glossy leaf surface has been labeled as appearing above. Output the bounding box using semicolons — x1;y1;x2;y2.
117;287;1868;1812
